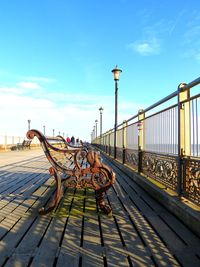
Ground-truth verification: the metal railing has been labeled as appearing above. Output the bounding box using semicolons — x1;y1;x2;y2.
92;77;200;206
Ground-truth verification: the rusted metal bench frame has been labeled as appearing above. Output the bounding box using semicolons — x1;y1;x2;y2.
27;129;115;215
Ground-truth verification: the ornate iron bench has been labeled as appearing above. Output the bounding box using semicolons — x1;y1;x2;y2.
10;140;31;151
27;129;115;215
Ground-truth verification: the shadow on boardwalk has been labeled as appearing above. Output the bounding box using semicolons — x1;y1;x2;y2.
0;149;200;266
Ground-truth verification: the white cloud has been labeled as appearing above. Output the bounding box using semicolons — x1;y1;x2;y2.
0;85;141;141
128;38;161;56
16;82;41;89
0;87;25;95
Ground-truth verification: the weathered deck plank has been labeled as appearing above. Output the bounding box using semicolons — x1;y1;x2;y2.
0;149;200;267
104;157;200;267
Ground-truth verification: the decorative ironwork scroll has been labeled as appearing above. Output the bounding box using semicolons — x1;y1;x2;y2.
116;147;123;162
125;149;138;170
110;147;114;157
142;152;178;190
183;157;200;205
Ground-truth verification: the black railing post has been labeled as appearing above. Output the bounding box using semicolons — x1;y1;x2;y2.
137;109;145;173
138;146;143;174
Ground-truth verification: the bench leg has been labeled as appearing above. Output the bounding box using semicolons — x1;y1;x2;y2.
39;167;64;215
91;166;115;215
95;190;112;215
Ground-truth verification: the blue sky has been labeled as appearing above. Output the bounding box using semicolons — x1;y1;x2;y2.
0;0;200;141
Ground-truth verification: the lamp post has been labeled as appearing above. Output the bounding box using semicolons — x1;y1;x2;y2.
53;129;55;137
99;107;103;144
43;125;46;136
112;65;122;158
93;125;96;140
27;119;31;131
95;119;98;139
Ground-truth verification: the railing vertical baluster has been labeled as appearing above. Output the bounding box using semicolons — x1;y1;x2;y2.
122;120;127;164
109;131;111;156
196;98;199;156
177;85;183;196
177;83;191;196
138;109;145;174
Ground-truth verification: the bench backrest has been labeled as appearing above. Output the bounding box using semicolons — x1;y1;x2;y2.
27;129;87;172
24;140;31;147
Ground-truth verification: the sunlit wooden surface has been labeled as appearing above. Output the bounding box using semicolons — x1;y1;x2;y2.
0;149;200;267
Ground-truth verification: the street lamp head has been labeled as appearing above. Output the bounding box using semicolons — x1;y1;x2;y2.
99;106;103;113
95;119;98;123
112;65;122;81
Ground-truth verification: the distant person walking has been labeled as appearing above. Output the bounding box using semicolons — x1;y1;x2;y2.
76;138;79;145
66;137;71;143
71;136;75;145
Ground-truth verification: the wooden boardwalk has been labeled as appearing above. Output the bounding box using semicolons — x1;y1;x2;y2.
0;149;200;267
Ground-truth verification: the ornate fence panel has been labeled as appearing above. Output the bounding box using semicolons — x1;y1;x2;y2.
183;157;200;205
142;152;178;190
190;95;200;157
125;148;138;170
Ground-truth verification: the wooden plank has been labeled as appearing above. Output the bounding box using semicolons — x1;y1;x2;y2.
2;216;52;267
115;186;179;265
0;167;55;266
1;150;200;266
99;209;130;266
107;187;155;266
0;170;49;216
0;215;39;266
30;188;82;266
141;191;200;251
5;187;65;266
0;160;48;196
0;149;44;167
82;189;104;267
0;175;54;240
113;170;200;266
1;177;58;266
30;217;67;267
56;189;84;267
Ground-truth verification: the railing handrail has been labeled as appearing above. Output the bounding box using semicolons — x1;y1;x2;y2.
98;76;200;134
180;76;200;91
144;90;177;113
